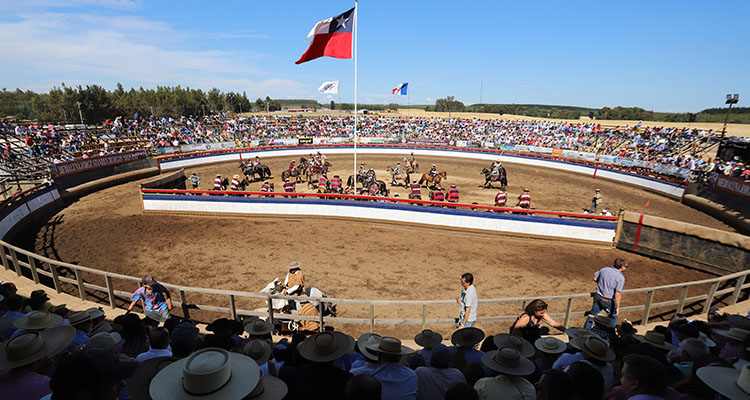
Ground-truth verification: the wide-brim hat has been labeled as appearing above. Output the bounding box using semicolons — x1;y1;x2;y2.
298;332;354;363
286;261;302;271
87;307;105;320
150;348;260;400
245;319;274;336
572;336;616;362
13;311;63;331
633;330;678;351
451;327;485;348
89;321;113;336
414;329;443;348
85;332;122;352
244;340;272;366
206;318;231;333
593;311;614;327
0;326;76;370
247;375;288;400
716;328;750;342
699;332;717;348
728;315;750;331
493;334;535;358
356;333;382;361
698;364;750;400
69;310;93;327
481;348;536;376
365;337;414;356
233;174;240;179
565;328;597;342
430;344;456;369
535;337;567;354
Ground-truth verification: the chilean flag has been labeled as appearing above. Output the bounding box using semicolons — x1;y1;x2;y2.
392;83;408;95
295;7;355;64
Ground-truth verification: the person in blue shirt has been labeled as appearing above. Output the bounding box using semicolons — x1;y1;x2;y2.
126;275;173;323
359;336;418;400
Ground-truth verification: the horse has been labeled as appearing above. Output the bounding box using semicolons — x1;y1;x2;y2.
281;166;305;183
238;162;272;182
307;161;332;188
386;166;410;187
403;156;419;173
419;171;448;190
480;167;507;190
258;278;337;333
346;174;369;191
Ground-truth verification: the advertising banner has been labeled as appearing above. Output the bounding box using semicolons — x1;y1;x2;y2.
298;138;313;145
529;146;553;155
713;175;750;198
599;155;618;164
269;138;299;146
359;137;385;144
552;149;564;156
405;138;449;146
514;145;530;152
455;140;470;147
50;150;148;177
482;141;495;148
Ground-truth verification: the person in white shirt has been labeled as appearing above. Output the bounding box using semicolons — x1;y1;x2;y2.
457;273;478;329
135;327;172;362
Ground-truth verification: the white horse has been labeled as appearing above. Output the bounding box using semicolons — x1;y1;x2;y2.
259;278;337;316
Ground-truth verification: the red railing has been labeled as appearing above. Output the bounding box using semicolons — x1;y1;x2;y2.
140;188;619;221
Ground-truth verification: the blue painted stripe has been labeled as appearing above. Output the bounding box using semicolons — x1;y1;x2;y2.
142;194;618;230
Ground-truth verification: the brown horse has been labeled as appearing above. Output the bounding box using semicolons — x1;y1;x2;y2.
386;166;410;186
419;171;447;190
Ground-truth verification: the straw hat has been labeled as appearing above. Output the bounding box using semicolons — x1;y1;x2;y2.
697;364;750;400
150;348;260;400
356;333;382;362
414;329;443;348
493;334;535;358
244;340;272;366
365;337;415;356
286;261;302;271
633;330;678;351
244;319;274;336
297;332;354;363
233;174;240;179
535;337;567;354
69;311;92;327
13;311;63;331
481;348;536;376
716;328;750;342
451;327;485;348
572;336;615;362
0;326;76;370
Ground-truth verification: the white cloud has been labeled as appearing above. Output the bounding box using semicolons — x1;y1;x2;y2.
426;97;433;102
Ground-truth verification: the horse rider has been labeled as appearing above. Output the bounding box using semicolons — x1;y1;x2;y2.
358;163;367;178
318;175;329;193
495;190;507;208
430;189;445;202
409;182;422;200
429;164;437;177
393;162;404;176
230;175;241;191
491;159;503;179
330;175;343;193
283;261;306;296
367;168;377;182
289;159;296;173
315;151;326;165
406;151;416;166
447;185;460;203
517;188;531;209
189;172;200;190
252;156;261;167
213;174;223;191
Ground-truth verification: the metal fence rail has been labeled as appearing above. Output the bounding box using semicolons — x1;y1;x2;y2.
3;239;748;332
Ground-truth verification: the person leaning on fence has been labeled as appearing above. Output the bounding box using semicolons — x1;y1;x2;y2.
509;299;566;343
126;275;173;324
584;258;628;329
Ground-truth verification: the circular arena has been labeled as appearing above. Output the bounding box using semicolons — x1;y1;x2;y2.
24;145;741;338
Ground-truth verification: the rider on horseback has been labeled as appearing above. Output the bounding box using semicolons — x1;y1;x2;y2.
367;168;377;182
253;156;261;167
315;151;326;165
491;159;502;179
358;163;367;178
283;261;305;296
394;162;404;176
429;164;437;177
289;160;296;172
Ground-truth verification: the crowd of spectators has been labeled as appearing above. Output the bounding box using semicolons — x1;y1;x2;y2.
2;277;750;400
2;114;748;181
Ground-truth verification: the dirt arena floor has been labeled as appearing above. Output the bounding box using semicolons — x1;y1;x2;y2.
31;154;730;338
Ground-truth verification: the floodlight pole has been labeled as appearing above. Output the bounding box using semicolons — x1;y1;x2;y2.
721;94;739;138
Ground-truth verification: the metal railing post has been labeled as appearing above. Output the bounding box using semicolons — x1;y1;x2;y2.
642;291;655;324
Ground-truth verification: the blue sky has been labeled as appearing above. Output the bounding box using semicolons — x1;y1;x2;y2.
0;1;748;112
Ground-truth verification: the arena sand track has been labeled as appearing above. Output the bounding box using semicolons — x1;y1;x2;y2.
33;154;727;338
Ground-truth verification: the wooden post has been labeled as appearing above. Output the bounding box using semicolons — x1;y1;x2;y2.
370;305;375;333
49;262;61;293
563;298;573;327
9;248;21;277
28;257;40;284
421;304;427;330
704;282;719;317
642;291;655;324
74;268;86;301
676;286;688;315
1;245;10;271
318;301;325;332
266;298;274;325
179;290;190;320
229;295;237;320
521;300;527;312
105;276;116;309
730;276;747;305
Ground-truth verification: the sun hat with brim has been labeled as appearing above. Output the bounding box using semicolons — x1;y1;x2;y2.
451;327;485;348
246;375;288;400
593;311;614;328
493;334;535;358
244;340;272;366
633;330;678;351
298;331;354;363
729;315;750;331
481;348;536;376
535;337;567;354
85;332;122;352
245;319;274;336
286;261;302;270
414;329;443;348
87;307;105;320
697;364;750;400
430;344;457;369
69;311;92;326
0;325;76;370
150;348;260;400
365;337;415;356
356;333;382;362
13;311;63;331
89;321;113;336
716;328;750;342
699;332;717;348
572;336;616;362
565;328;596;341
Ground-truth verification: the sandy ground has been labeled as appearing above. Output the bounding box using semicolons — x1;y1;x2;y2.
32;154;727;338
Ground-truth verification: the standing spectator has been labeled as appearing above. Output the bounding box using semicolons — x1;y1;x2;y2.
517;188;531;209
126;275;173;323
362;336;418;400
451;328;485;367
415;344;466;400
188;172;200;190
589;189;602;214
457;272;478;329
474;348;536;400
584;258;628;329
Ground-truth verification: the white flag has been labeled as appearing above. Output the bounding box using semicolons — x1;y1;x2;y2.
318;80;339;94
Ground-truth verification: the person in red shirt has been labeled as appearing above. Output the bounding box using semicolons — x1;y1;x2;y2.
517;189;531;209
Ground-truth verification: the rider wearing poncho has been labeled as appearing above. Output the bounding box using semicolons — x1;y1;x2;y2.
253;156;261;167
394;162;403;175
283;261;306;296
429;164;437;177
491;159;503;178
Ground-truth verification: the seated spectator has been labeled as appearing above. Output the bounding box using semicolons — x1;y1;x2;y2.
24;289;52;313
69;310;93;347
85;332;122;355
715;327;750;362
588;311;616;342
10;310;63;339
415;344;466;400
534;337;567;375
474;347;536;400
445;382;479;400
0;326;76;400
414;329;443;367
493;334;535;358
350;333;381;373
535;368;575;400
567;361;605;400
360;336;418;400
200;318;234;350
244;339;277;377
451;327;485;369
618;354;668;399
633;329;678;356
117;313;150;358
294;331;355;400
0;294;25;339
670;338;710;380
136;327;172;362
346;374;382;400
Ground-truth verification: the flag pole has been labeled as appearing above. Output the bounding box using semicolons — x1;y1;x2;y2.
353;1;358;190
